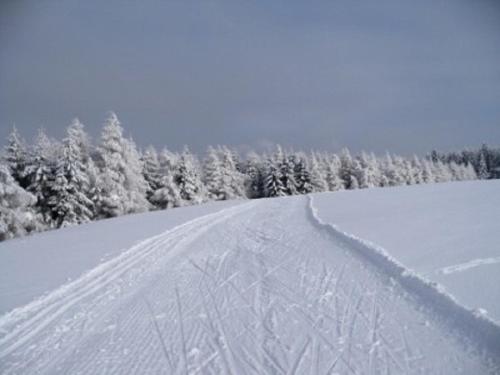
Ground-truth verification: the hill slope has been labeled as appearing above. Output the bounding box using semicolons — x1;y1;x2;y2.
1;182;499;374
313;180;500;322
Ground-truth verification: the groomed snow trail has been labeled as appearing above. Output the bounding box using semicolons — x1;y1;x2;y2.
0;197;498;374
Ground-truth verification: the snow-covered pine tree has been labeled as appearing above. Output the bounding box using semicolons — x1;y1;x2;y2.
175;147;205;205
431;160;453;183
421;159;435;183
203;146;224;200
464;162;478;180
280;153;298;195
339;148;356;189
400;158;416;185
122;137;150;213
294;153;313;194
324;154;344;191
309;153;328;192
381;153;405;187
95;112;149;217
349;174;359;189
263;154;286;197
477;153;489;179
24;129;58;226
218;146;246;199
150;173;182;209
158;148;178;174
4;126;29;188
358;152;380;188
243;151;264;198
49;119;95;227
411;155;424;184
0;164;38;241
95;113;129;217
141;145;162;204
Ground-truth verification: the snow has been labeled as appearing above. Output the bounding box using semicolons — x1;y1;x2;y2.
0;200;242;314
312;180;500;323
0;181;499;374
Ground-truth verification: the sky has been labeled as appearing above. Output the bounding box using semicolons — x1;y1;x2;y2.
1;0;499;155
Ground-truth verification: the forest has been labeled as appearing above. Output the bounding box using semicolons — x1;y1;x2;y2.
1;112;498;242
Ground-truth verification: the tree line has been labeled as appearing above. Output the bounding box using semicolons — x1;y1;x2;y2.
0;112;486;241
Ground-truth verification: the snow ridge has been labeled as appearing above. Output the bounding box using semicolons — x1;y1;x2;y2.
307;195;500;358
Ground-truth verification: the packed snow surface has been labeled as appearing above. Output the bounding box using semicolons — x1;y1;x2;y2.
312;180;500;323
0;200;241;314
1;182;499;374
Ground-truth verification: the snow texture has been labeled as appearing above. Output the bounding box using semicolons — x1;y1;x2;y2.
0;184;499;374
312;180;500;323
0;200;242;314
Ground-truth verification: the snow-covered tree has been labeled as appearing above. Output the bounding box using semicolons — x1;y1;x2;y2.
203;146;224;200
280;153;298;195
324;155;344;191
309;154;327;192
49;119;95;227
122;137;150;213
477;153;489;179
158;148;178;175
3;127;29;188
142;145;162;203
243;151;264;198
150;173;182;209
357;152;380;188
24;129;58;225
339;148;356;189
95;112;149;217
421;159;435;183
381;154;405;187
411;156;424;184
432;161;453;183
264;158;286;197
294;154;313;194
0;164;38;240
219;146;247;199
175;147;205;205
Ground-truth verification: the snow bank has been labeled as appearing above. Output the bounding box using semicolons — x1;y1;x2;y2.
308;192;500;357
312;180;500;322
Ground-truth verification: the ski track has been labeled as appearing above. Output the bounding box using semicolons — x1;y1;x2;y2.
0;196;498;374
437;257;500;275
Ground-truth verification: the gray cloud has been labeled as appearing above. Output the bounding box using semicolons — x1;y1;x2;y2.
1;0;499;155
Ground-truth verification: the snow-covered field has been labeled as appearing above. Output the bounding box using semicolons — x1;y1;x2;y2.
312;180;500;323
0;200;242;314
0;181;499;374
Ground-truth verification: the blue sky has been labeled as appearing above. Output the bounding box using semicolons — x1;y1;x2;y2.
1;0;499;154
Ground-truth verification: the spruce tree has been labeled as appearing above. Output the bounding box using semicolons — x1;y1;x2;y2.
243;152;264;198
49;119;95;227
203;146;224;200
25;129;58;226
264;158;286;197
477;153;489;179
219;146;246;199
175;147;205;205
294;154;313;194
95;112;149;217
309;154;327;192
4;126;29;188
142;145;162;204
